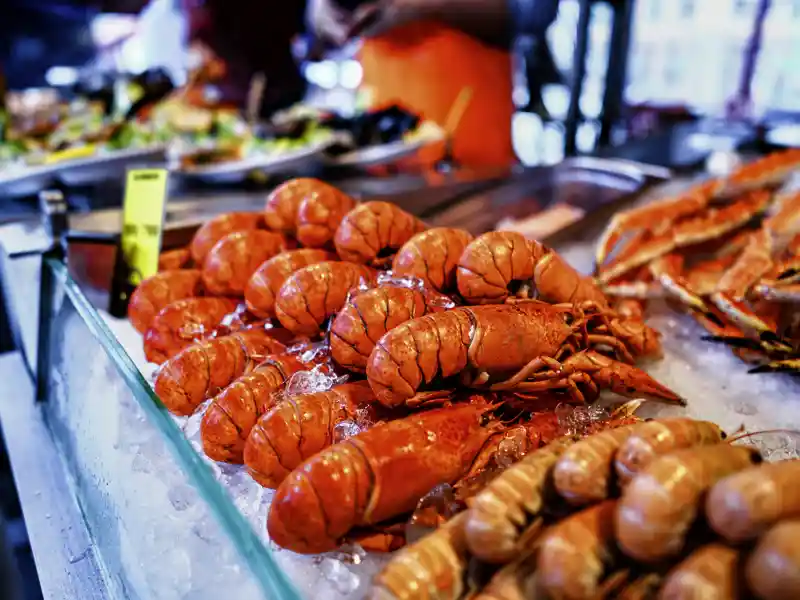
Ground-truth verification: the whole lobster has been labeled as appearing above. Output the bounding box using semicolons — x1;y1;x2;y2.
329;285;453;373
244;380;376;488
128;269;202;334
189;211;264;264
200;353;307;463
274;261;376;336
366;301;676;408
392;228;474;294
334;201;427;267
457;231;608;307
244;249;336;319
267;403;500;554
154;327;291;416
201;230;293;296
143;297;239;364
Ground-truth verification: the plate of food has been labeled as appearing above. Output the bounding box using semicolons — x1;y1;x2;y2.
321;105;445;168
175;122;340;183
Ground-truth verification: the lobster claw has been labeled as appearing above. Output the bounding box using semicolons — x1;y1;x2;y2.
559;351;686;406
507;351;685;406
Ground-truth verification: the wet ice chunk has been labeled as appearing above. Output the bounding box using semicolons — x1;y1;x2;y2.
284;364;348;397
317;557;360;595
333;419;363;443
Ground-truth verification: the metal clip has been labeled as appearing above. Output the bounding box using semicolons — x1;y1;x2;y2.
38;189;69;242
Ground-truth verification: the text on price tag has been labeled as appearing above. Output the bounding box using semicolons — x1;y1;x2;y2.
121;168;169;286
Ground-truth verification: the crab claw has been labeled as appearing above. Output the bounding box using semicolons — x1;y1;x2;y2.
562;351;686;406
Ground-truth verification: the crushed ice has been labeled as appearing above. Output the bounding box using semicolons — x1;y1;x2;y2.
333;419;363;443
284;363;348;397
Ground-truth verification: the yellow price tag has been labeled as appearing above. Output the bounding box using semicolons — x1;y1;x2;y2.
121;168;169;286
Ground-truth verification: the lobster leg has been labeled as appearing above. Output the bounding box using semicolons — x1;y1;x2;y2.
510;351;686;406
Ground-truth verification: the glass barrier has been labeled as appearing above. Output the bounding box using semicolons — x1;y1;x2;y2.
37;257;301;600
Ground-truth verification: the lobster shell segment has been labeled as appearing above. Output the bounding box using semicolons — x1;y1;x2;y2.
190;211;264;264
334;201;427;267
200;353;306;463
264;178;316;234
296;181;357;248
392;227;474;293
128;269;202;334
457;231;608;307
330;285;446;373
154;327;289;416
267;404;496;554
244;249;336;319
244;380;375;488
143;297;239;364
202;230;293;296
158;248;192;271
274;261;376;336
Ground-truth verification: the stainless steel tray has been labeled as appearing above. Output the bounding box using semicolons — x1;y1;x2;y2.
427;157;671;234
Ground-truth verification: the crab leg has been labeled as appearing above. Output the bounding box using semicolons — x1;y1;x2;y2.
648;253;711;315
595;179;721;268
719;148;800;197
710;192;800;332
598;190;773;285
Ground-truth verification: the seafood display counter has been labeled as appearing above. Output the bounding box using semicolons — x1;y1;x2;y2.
4;151;800;600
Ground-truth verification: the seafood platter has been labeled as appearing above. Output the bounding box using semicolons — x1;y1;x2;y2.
92;149;800;599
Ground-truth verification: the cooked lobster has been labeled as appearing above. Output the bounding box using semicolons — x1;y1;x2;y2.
200;353;308;463
392;228;474;294
366;301;677;408
154;327;292;416
201;230;293;296
244;380;376;488
274;261;376;336
143;297;239;364
244;249;336;319
128;269;202;334
329;284;453;373
457;231;609;307
267;403;499;554
189;211;264;264
334;201;426;267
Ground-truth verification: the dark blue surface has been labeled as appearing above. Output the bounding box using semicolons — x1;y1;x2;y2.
0;418;43;600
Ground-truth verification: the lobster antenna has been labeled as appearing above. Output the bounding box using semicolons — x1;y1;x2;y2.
728;428;800;445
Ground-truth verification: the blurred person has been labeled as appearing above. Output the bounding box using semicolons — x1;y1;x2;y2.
308;0;560;168
181;0;308;118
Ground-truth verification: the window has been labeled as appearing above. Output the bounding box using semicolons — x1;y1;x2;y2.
648;0;661;21
733;0;750;16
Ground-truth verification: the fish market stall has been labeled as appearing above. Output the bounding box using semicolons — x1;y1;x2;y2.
2;150;800;600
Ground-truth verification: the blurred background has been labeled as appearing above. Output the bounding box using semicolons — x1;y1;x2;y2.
0;1;798;599
2;0;799;167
